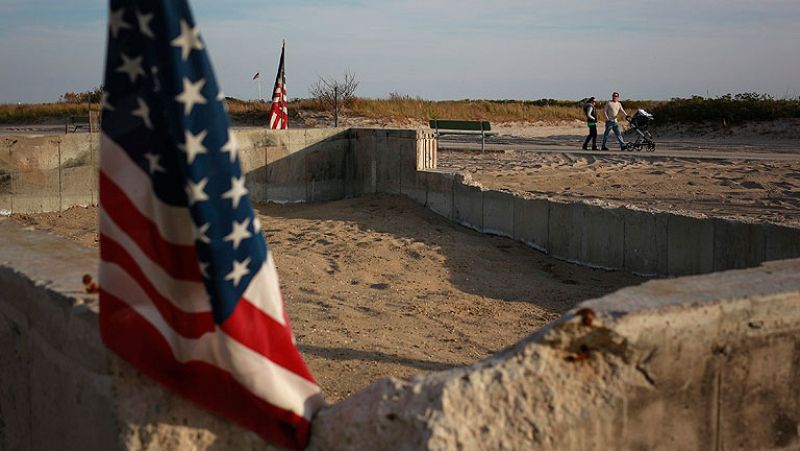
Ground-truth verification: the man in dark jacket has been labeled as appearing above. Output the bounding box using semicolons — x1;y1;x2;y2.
582;97;598;150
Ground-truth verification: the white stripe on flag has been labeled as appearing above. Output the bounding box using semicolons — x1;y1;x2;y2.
101;266;324;419
100;211;210;313
241;252;288;326
100;133;195;246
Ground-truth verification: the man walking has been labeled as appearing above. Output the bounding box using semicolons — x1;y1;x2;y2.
582;97;598;150
601;92;628;151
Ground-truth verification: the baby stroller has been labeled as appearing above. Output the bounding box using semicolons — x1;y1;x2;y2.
624;109;656;152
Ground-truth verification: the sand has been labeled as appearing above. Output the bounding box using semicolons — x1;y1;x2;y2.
5;119;798;401
440;150;800;226
5;195;644;402
436;120;800;227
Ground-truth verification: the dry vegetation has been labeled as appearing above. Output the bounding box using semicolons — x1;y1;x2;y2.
2;93;798;126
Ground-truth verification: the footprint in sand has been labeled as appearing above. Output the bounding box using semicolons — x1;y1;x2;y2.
741;181;764;190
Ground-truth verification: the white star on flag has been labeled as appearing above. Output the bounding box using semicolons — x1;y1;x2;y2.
222;176;248;209
132;97;153;129
136;11;156;39
101;92;115;111
175;77;207;115
224;218;253;250
116;53;146;83
198;261;210;279
225;257;251;287
170;19;204;60
194;222;211;244
185;178;210;205
221;130;239;162
180;129;208;164
143;153;165;174
109;9;131;38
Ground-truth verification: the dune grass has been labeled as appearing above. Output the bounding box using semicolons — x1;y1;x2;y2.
2;94;798;126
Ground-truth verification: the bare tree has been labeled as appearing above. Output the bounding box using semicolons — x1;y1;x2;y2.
309;71;359;127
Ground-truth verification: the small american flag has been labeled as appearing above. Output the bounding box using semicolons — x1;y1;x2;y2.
98;1;323;449
269;42;288;129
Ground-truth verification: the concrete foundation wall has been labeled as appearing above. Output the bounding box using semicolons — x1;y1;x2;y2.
0;128;436;211
0;134;98;213
412;171;800;276
3;220;800;450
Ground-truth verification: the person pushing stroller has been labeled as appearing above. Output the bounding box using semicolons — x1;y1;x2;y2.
601;91;628;151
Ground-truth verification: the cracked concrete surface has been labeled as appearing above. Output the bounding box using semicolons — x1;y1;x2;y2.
308;259;800;450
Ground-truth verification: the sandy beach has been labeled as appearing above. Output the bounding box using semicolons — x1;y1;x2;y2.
4;119;798;401
5;194;644;402
437;120;800;227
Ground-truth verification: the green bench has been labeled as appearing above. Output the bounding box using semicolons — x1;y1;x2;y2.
429;119;496;151
65;115;91;133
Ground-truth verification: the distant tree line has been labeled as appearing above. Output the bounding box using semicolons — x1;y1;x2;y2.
60;86;103;104
648;93;800;124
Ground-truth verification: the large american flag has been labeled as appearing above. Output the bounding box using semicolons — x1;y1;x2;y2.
98;1;323;448
268;42;288;129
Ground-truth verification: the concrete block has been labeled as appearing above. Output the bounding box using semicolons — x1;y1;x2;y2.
667;214;714;276
482;190;515;238
306;140;347;202
401;171;428;206
350;130;377;195
399;132;425;203
713;219;767;271
375;131;401;194
764;224;800;262
513;196;549;252
581;204;625;269
453;180;483;231
717;333;800;450
624;210;669;275
232;130;265;175
424;170;454;220
548;201;583;262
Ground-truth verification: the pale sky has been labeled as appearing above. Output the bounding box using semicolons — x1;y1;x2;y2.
1;0;798;103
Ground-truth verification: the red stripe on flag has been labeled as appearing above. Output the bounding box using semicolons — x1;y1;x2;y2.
100;172;202;281
100;235;216;338
99;290;311;450
221;297;317;383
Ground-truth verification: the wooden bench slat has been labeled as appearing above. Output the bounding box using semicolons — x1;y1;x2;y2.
429;120;491;131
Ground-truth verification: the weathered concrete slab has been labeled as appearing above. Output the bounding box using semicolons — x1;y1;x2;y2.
482;190;515;238
667;214;714;276
424;170;454;220
453;180;483;231
265;145;307;202
513;196;549;252
581;204;625;269
399;131;427;205
713;219;767;271
310;258;800;451
548;201;583;262
374;131;401;194
764;223;800;262
306;139;348;202
624;210;669;275
349;129;377;195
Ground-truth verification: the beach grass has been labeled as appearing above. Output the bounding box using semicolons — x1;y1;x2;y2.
2;94;797;125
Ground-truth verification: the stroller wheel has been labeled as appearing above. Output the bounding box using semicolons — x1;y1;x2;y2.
647;142;656;152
